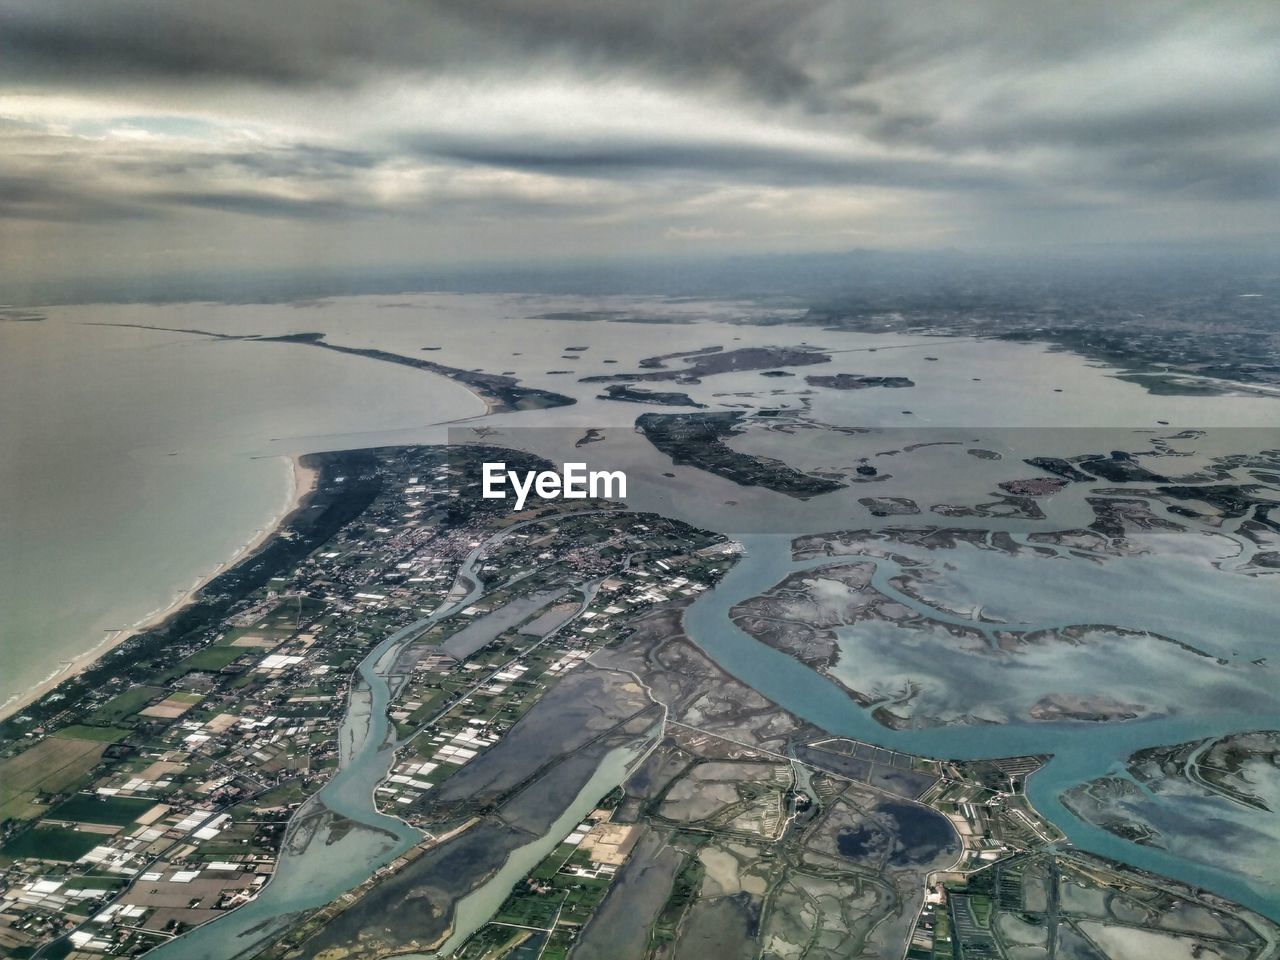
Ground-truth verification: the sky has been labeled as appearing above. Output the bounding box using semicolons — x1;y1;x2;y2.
1;0;1278;287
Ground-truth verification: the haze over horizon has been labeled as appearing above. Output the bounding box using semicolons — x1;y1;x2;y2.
2;0;1278;291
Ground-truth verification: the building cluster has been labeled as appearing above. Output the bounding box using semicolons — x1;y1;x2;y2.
0;450;734;957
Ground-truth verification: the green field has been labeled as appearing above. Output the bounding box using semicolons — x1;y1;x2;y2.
0;736;110;821
968;894;994;928
249;783;307;808
47;793;154;826
1;825;104;863
161;645;245;679
88;685;166;723
52;724;130;743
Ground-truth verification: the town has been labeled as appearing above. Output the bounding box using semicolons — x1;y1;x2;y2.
0;443;734;957
3;439;1277;960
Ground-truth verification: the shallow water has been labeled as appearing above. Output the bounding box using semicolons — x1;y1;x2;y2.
6;291;1280;940
680;533;1280;920
415;740;650;959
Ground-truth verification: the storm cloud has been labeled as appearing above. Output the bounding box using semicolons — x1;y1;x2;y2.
1;0;1277;282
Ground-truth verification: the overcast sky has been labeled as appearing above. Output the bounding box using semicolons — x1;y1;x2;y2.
2;0;1278;285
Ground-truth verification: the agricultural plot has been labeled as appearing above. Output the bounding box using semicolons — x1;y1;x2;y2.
45;793;156;827
0;734;111;821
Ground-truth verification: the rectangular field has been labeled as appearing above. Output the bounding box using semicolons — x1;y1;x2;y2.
0;736;110;821
46;793;155;826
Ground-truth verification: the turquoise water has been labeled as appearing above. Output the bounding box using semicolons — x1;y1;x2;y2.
158;527;1280;958
148;556;490;960
150;522;580;958
147;610;436;959
8;297;1280;949
680;534;1280;921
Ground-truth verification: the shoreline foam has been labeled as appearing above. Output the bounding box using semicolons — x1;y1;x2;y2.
0;455;318;724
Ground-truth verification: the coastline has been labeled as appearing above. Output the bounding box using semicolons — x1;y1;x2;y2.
0;455;319;724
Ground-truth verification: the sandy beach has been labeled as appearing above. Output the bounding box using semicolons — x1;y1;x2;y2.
0;455;318;724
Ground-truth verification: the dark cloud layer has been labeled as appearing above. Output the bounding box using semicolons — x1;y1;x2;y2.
0;0;829;97
1;0;1277;279
406;133;1013;193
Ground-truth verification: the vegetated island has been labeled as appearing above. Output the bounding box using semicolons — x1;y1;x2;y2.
1062;730;1280;850
637;345;723;368
82;322;576;414
259;332;575;413
598;384;706;408
636;411;844;498
531;310;698;324
805;374;915;389
583;345;831;385
858;496;921;516
730;543;1248;731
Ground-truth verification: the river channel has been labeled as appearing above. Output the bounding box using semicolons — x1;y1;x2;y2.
680;533;1280;922
155;517;1279;960
149;521;622;959
148;543;493;959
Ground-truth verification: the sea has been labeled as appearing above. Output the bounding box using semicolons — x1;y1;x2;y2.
6;292;1280;953
4;291;1276;715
